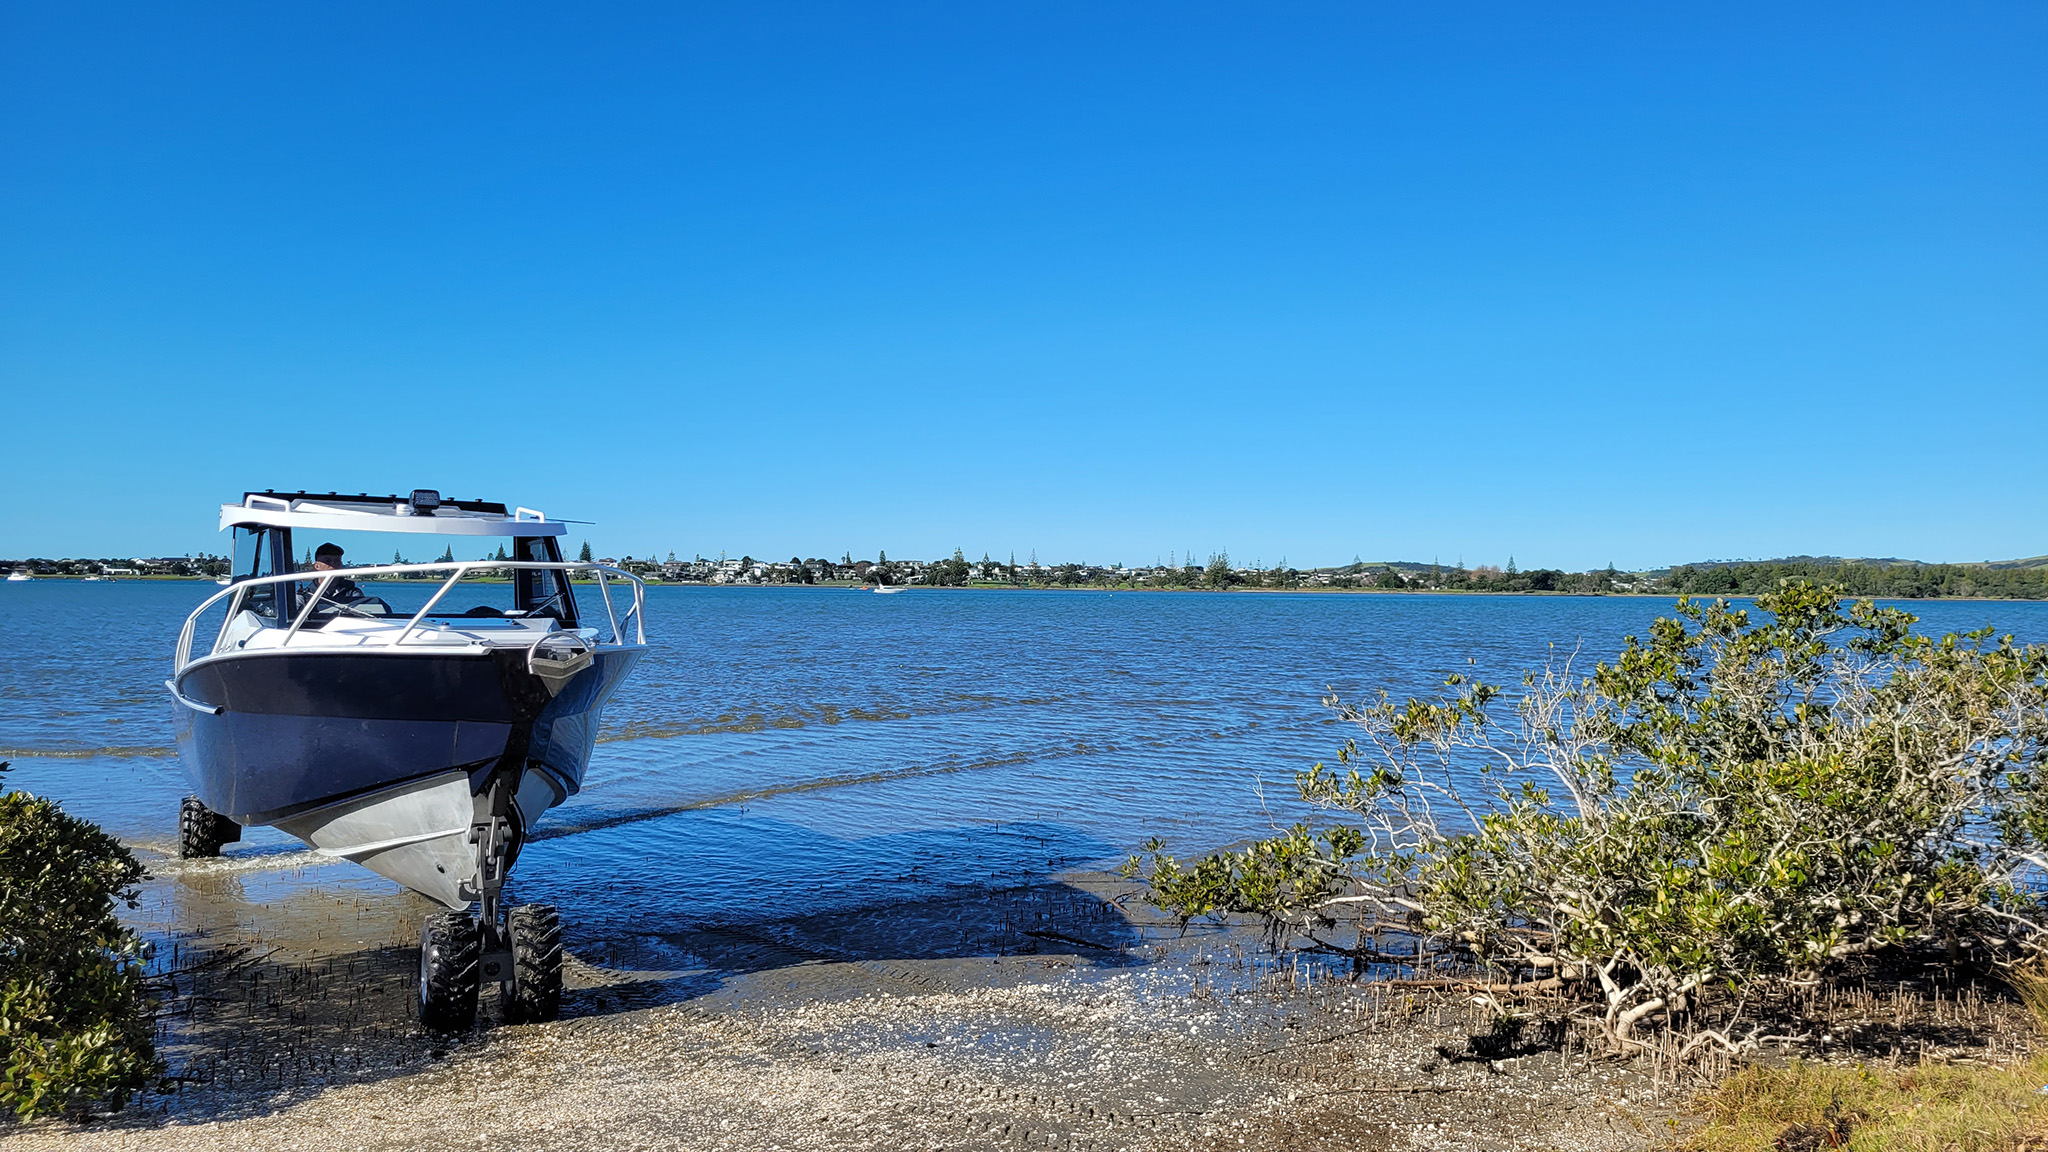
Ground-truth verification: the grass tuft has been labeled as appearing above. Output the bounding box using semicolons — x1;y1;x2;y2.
2008;962;2048;1036
1683;1054;2048;1152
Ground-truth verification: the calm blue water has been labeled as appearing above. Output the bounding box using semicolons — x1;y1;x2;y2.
4;580;2044;948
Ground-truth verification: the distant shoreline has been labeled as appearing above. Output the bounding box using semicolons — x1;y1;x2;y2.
650;582;2046;604
7;575;2042;603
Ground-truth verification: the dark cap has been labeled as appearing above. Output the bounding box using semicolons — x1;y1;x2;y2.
314;542;344;559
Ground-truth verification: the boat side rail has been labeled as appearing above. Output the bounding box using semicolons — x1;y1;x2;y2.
172;561;647;675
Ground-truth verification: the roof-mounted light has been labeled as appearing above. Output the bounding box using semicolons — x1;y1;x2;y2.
408;489;442;516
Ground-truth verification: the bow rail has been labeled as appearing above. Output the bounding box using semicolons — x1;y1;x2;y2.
173;561;647;674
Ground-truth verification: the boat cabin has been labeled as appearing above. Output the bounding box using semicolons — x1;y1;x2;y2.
221;489;582;634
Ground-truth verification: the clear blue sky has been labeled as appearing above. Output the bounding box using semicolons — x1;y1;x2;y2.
4;4;2042;569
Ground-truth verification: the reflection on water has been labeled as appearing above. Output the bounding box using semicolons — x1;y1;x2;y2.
5;580;2046;942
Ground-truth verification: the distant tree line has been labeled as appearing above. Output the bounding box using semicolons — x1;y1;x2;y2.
1667;559;2048;600
12;548;2044;600
560;551;2018;601
1318;558;1630;595
0;555;230;577
588;550;2048;599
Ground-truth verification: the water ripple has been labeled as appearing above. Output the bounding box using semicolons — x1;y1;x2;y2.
5;581;2044;926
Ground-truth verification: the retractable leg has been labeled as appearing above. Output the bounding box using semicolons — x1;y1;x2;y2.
417;776;512;1032
462;773;565;1025
468;783;517;1002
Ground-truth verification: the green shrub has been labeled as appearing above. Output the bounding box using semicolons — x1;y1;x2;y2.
1134;583;2048;1053
0;764;157;1118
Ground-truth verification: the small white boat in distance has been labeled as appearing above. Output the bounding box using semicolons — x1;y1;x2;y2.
872;584;905;594
5;570;30;582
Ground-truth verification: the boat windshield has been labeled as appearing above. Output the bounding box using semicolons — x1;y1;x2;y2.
292;573;545;626
224;528;588;633
185;523;641;668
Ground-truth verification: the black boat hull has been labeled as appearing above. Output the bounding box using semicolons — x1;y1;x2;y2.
171;645;644;826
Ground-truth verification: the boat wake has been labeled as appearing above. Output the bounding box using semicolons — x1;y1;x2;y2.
0;744;176;759
144;845;331;876
528;748;1045;842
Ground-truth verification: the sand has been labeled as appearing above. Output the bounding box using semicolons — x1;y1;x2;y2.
4;873;1670;1152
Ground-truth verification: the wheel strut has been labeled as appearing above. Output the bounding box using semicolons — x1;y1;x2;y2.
426;770;563;1027
466;777;518;1002
419;774;515;1032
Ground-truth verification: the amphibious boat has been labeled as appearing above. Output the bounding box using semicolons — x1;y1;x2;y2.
166;490;648;1029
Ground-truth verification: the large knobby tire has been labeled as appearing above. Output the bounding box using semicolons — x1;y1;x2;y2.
419;911;482;1031
178;795;240;859
504;903;563;1024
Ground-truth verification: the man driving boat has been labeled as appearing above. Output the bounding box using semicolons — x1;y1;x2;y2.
308;542;368;606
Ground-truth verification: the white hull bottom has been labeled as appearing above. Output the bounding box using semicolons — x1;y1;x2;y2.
274;768;564;908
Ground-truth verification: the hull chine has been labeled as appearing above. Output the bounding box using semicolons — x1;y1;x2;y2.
271;764;571;909
275;771;477;908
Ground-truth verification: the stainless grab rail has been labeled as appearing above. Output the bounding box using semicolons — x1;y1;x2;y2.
172;561;648;674
163;679;225;716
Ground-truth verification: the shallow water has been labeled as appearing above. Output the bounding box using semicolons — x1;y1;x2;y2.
4;580;2044;953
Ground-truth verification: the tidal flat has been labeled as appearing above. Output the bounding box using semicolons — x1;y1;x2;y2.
11;862;2042;1150
12;868;1687;1152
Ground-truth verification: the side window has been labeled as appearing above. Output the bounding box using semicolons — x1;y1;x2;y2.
515;536;577;625
233;527;281;620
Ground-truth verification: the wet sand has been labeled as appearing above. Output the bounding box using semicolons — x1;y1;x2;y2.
6;861;1670;1151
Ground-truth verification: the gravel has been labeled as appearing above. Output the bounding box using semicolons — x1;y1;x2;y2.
6;876;1672;1151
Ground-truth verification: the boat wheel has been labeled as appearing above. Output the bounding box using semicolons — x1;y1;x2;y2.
503;903;563;1023
419;911;482;1031
178;795;241;859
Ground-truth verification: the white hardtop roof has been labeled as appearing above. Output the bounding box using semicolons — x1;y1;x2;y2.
220;492;568;537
